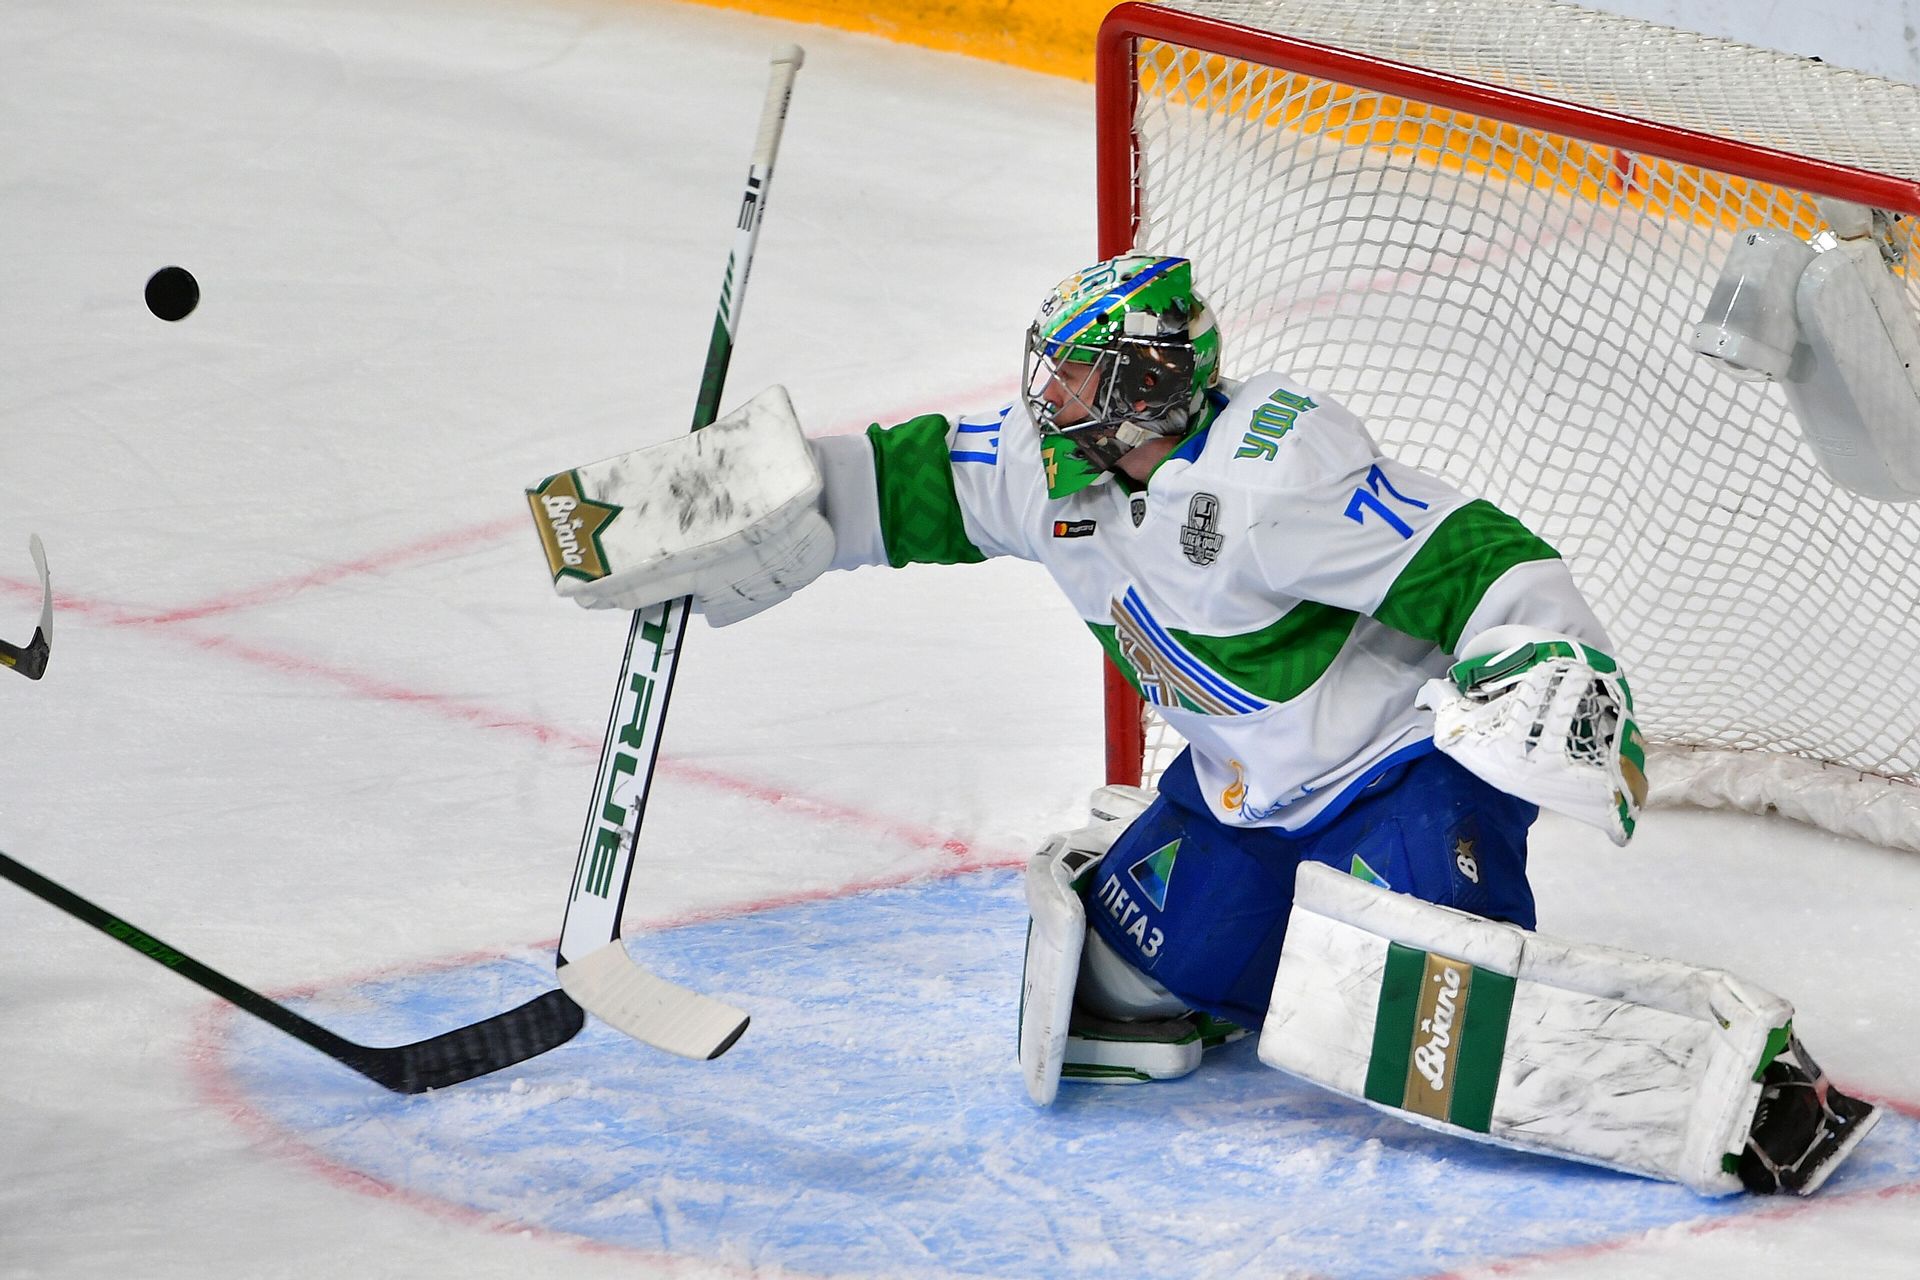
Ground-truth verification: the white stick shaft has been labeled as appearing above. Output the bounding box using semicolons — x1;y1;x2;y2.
556;49;803;993
557;599;686;963
722;45;804;342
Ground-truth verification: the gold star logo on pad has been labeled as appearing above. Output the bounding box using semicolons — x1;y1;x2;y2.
526;470;621;584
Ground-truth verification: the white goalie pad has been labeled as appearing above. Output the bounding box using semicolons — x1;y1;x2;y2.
1260;864;1792;1196
1020;834;1100;1106
527;385;834;625
1018;792;1203;1105
1689;208;1920;502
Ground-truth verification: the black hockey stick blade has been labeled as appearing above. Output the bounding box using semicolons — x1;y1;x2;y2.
0;534;51;680
328;988;585;1094
0;849;584;1093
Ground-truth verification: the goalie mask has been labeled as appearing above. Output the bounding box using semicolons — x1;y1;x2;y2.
1024;255;1222;498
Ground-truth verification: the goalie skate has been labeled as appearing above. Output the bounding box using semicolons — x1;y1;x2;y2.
1738;1033;1882;1195
1064;1011;1247;1085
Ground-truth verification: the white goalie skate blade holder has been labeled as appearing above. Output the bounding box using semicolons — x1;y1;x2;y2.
1260;864;1793;1195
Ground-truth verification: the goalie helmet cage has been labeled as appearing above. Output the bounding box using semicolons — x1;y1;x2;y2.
1095;0;1920;850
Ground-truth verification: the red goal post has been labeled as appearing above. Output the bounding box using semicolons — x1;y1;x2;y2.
1093;0;1920;849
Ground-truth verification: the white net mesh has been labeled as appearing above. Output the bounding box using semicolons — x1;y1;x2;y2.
1160;0;1920;174
1115;0;1920;846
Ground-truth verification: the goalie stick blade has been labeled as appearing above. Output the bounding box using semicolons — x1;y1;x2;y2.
334;988;587;1094
0;850;584;1094
559;940;750;1060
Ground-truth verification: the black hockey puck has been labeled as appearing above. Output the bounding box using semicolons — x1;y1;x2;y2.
145;266;199;321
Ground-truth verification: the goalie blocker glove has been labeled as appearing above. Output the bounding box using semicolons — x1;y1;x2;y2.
1418;623;1648;845
529;385;835;626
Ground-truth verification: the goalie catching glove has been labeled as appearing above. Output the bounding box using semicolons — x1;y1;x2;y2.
526;385;834;625
1418;624;1648;845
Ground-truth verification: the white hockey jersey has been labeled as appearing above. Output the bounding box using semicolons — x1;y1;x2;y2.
812;372;1609;832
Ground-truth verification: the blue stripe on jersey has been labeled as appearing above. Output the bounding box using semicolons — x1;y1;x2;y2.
951;410;1005;464
1159;388;1226;466
1235;739;1439;834
1167;427;1209;466
1120;588;1268;714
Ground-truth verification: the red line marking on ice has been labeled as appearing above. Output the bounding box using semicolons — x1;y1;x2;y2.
0;379;1016;628
0;479;1026;865
156;618;1012;862
188;1007;742;1274
186;861;1920;1276
1422;1174;1920;1280
658;758;992;865
131;515;529;624
79;605;1013;863
50;375;1016;1264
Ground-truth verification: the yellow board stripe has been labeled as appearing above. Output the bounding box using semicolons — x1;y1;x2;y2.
676;1;1864;244
674;0;1113;82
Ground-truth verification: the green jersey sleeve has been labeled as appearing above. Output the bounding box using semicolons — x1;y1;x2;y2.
865;415;989;568
1373;499;1562;652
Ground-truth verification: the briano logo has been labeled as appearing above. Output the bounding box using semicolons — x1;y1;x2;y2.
543;494;587;568
1413;964;1463;1092
526;471;620;582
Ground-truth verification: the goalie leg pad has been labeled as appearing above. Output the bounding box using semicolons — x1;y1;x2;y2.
1071;930;1249;1086
1019;823;1116;1106
1261;864;1801;1195
1019;807;1209;1104
1058;1009;1206;1087
1079;929;1189;1021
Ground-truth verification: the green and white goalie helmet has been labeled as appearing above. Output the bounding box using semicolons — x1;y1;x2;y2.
1023;255;1222;497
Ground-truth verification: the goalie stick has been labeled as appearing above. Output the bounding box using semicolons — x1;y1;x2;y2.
544;47;806;1060
0;850;584;1093
0;535;52;680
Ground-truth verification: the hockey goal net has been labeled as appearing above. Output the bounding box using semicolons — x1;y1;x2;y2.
1097;0;1920;849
